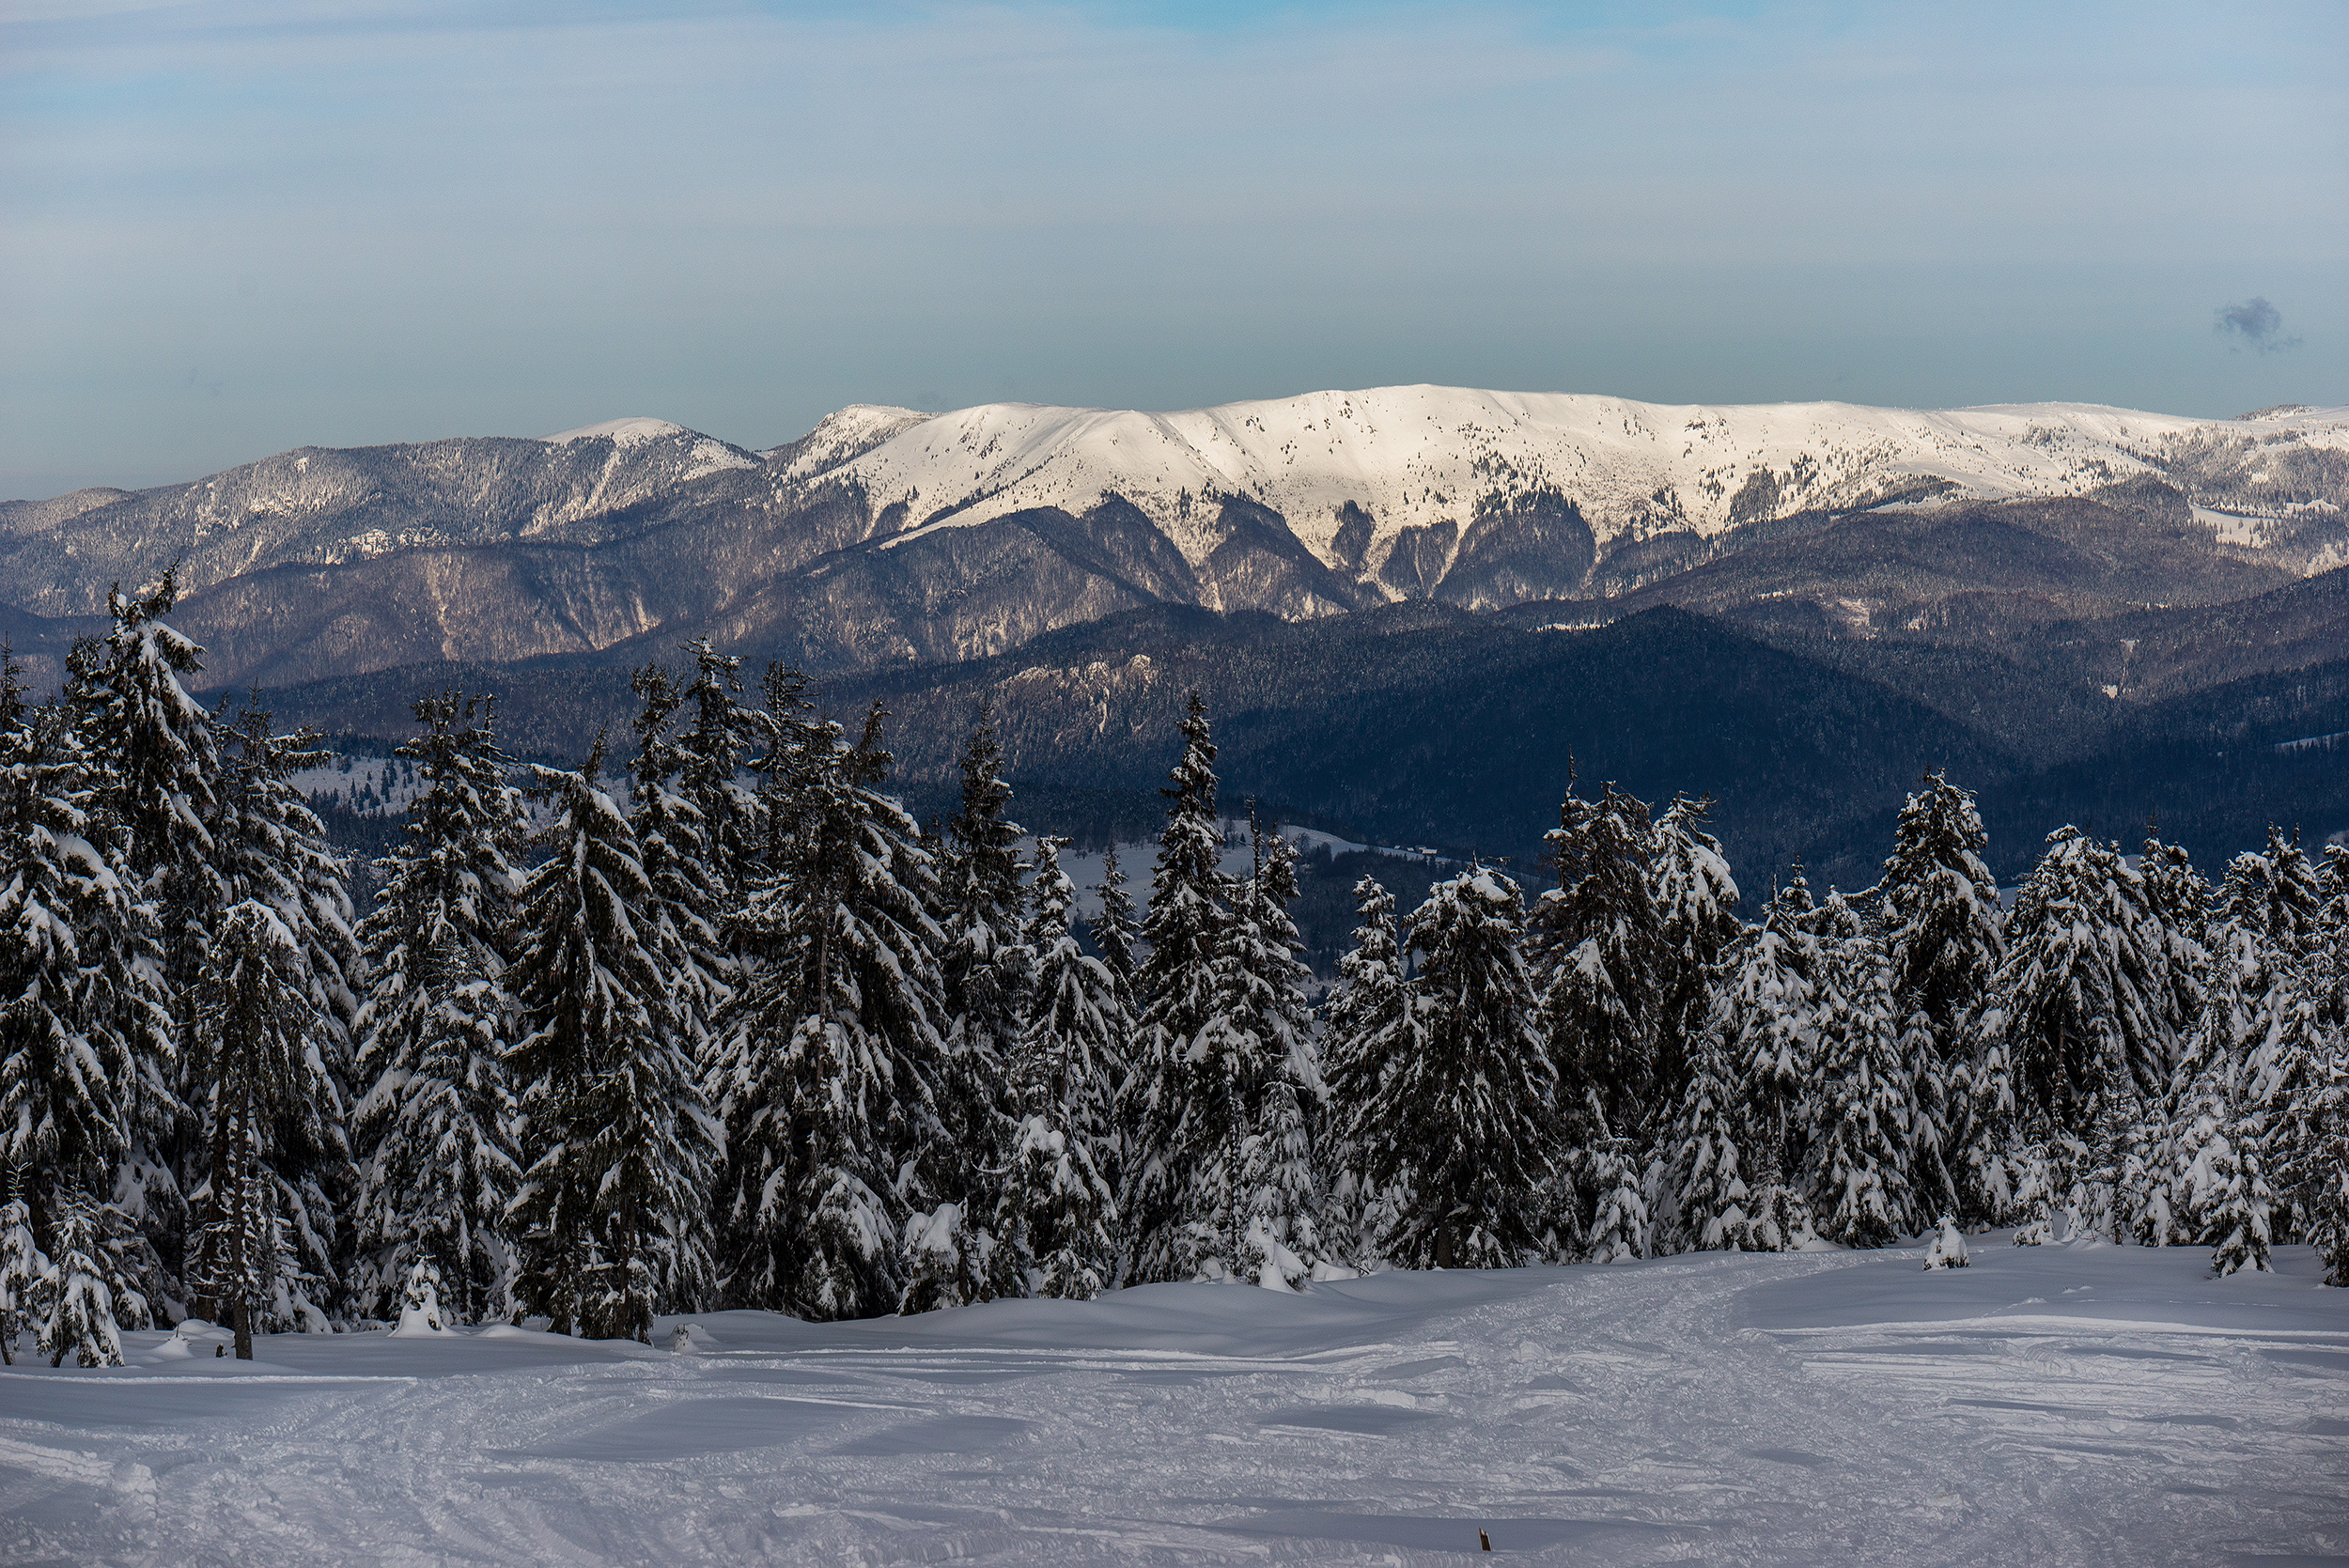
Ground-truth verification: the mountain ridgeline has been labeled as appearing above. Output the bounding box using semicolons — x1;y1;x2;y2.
5;387;2346;888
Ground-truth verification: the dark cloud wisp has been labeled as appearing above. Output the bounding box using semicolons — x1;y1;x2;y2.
2215;297;2303;354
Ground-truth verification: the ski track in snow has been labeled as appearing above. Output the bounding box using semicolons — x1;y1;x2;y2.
3;1242;2344;1566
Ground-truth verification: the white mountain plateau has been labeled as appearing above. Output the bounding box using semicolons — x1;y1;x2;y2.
3;387;2344;692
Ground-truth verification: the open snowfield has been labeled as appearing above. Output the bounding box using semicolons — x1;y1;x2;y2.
3;1239;2343;1566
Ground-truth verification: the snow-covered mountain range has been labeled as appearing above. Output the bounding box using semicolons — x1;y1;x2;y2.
797;389;2349;579
3;387;2344;691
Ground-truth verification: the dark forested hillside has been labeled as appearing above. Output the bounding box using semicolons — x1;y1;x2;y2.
242;589;2349;900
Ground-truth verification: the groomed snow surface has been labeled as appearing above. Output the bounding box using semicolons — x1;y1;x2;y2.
4;1239;2343;1566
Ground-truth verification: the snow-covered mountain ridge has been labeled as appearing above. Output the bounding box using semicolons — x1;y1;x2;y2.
3;386;2343;692
809;387;2349;576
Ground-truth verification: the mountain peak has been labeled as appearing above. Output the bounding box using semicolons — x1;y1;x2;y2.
539;417;693;445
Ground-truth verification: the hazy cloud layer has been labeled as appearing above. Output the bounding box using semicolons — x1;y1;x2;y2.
3;0;2344;498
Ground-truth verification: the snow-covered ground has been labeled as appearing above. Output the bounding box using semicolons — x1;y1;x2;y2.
4;1238;2343;1565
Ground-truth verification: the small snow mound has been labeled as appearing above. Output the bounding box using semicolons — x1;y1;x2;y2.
541;417;690;446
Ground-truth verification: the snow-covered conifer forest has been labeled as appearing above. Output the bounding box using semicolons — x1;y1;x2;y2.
4;574;2346;1564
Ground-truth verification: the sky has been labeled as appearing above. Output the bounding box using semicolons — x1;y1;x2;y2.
3;0;2344;499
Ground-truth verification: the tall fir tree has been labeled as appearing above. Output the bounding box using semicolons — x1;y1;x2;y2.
0;1194;47;1365
1805;937;1917;1248
1209;815;1324;1287
1648;795;1741;1110
905;703;1030;1308
506;738;719;1340
2246;953;2340;1244
1878;771;2003;1044
1979;828;2172;1135
1349;868;1557;1268
1902;1009;1959;1224
2203;1109;2276;1277
672;638;764;907
190;902;328;1357
2217;829;2327;961
65;573;226;1280
1531;781;1662;1144
627;663;732;1075
1662;1019;1760;1252
350;691;527;1323
1003;838;1121;1300
1715;881;1820;1239
1320;875;1410;1265
2139;831;2213;1041
2159;923;2265;1248
711;705;947;1321
1123;691;1234;1284
210;702;359;1313
0;675;175;1263
1088;846;1140;990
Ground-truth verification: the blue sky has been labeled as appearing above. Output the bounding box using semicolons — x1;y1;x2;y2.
3;0;2343;497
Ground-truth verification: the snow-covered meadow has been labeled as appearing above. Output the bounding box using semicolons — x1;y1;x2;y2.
5;1236;2343;1566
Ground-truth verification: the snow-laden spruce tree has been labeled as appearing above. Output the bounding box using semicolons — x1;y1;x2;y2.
1584;1138;1648;1263
506;737;719;1341
1082;846;1141;1202
2073;1088;2158;1245
1664;1019;1762;1253
1980;828;2172;1135
2203;1112;2276;1277
1347;868;1556;1269
2246;954;2342;1245
209;703;359;1320
1805;937;1916;1248
1878;771;2003;1044
65;574;226;1269
903;703;1029;1309
673;638;764;908
1176;812;1324;1286
1003;838;1121;1300
2139;832;2212;1040
66;572;224;1007
2218;829;2328;962
627;663;734;1077
191;902;325;1358
38;1201;144;1368
711;705;946;1321
2155;917;2277;1244
1320;875;1412;1266
1648;795;1741;1107
1122;691;1234;1284
1233;821;1326;1286
1087;846;1140;991
2319;843;2349;1022
746;661;826;877
0;677;175;1265
1707;889;1817;1244
1532;782;1662;1144
2300;1064;2349;1287
350;691;527;1324
0;1196;49;1365
1901;1009;1959;1225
